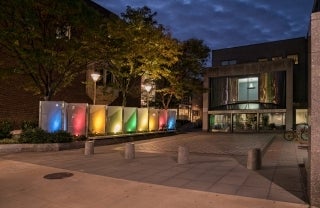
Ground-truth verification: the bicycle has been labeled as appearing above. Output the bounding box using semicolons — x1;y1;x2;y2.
283;123;309;142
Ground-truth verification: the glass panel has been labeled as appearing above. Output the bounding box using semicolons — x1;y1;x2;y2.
287;54;299;64
158;110;168;130
137;108;148;132
123;107;137;133
295;109;308;124
149;109;159;131
259;113;285;130
238;77;258;101
259;72;286;106
209;114;231;132
67;103;87;136
233;113;257;132
89;105;106;135
39;101;66;133
167;109;177;130
106;106;123;134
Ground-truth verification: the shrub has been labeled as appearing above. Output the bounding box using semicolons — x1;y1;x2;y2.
0;120;14;139
19;128;48;143
73;135;87;141
19;128;73;143
50;131;73;143
21;120;38;130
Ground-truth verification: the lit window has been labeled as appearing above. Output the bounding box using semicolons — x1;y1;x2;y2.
221;60;237;66
238;77;258;101
272;56;282;61
258;58;268;62
287;54;299;64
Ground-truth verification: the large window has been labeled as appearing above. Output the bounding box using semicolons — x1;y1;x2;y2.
287;54;299;64
259;113;285;130
221;60;237;66
209;114;231;132
296;109;307;124
209;72;285;110
238;77;258;101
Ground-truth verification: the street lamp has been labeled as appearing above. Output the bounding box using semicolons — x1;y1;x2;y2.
144;84;152;108
91;72;101;105
144;83;152;132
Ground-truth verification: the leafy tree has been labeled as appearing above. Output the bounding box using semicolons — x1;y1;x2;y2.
156;38;210;109
99;6;181;106
0;0;101;100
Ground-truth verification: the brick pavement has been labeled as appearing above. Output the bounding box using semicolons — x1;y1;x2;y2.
0;132;309;207
128;132;274;155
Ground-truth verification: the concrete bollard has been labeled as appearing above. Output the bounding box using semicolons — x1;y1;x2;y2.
178;146;189;164
84;140;94;156
247;148;261;170
124;143;135;159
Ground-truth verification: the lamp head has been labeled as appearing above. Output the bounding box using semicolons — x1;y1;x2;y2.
144;84;152;92
91;72;101;82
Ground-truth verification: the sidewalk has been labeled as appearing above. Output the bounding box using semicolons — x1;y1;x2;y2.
0;132;309;208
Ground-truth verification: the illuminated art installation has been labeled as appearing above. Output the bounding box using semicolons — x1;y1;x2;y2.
148;109;159;131
106;106;123;134
137;108;148;132
39;101;66;132
39;101;177;136
167;109;177;130
158;109;168;130
89;105;106;134
67;103;88;136
123;107;137;133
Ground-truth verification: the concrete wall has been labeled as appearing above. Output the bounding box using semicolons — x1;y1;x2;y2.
309;11;320;208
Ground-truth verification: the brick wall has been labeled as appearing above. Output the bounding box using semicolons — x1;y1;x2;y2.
0;72;92;127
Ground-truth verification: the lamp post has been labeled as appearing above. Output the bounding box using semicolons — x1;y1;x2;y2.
91;72;101;105
144;83;152;132
144;84;152;108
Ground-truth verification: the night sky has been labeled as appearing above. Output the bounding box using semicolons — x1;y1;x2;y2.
93;0;313;60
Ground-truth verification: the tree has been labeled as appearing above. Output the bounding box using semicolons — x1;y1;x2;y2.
0;0;101;100
99;6;181;106
156;38;210;109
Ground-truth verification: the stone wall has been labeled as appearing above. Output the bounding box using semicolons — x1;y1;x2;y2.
309;11;320;208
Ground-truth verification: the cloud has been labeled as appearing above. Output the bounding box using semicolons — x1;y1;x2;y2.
94;0;313;50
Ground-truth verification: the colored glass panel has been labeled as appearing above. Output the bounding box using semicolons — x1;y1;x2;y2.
107;106;123;134
89;105;106;135
149;109;159;131
158;110;168;130
124;107;137;133
39;101;66;132
137;108;148;132
167;109;177;130
67;103;87;136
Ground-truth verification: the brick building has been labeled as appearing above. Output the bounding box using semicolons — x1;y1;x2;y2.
0;0;116;127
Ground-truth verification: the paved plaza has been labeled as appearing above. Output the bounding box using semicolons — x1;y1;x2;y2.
0;132;309;208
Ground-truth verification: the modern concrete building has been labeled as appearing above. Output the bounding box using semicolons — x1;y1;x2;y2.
203;37;308;132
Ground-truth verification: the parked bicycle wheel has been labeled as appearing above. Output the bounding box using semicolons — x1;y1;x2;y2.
284;131;295;141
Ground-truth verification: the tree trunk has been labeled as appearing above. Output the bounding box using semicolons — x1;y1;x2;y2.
122;91;127;107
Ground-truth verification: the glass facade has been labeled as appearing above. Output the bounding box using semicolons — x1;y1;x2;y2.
259;113;285;130
209;71;286;110
209;112;286;132
295;109;308;124
208;71;287;132
233;113;257;132
209;114;231;132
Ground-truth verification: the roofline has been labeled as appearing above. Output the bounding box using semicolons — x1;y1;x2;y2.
212;36;307;51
